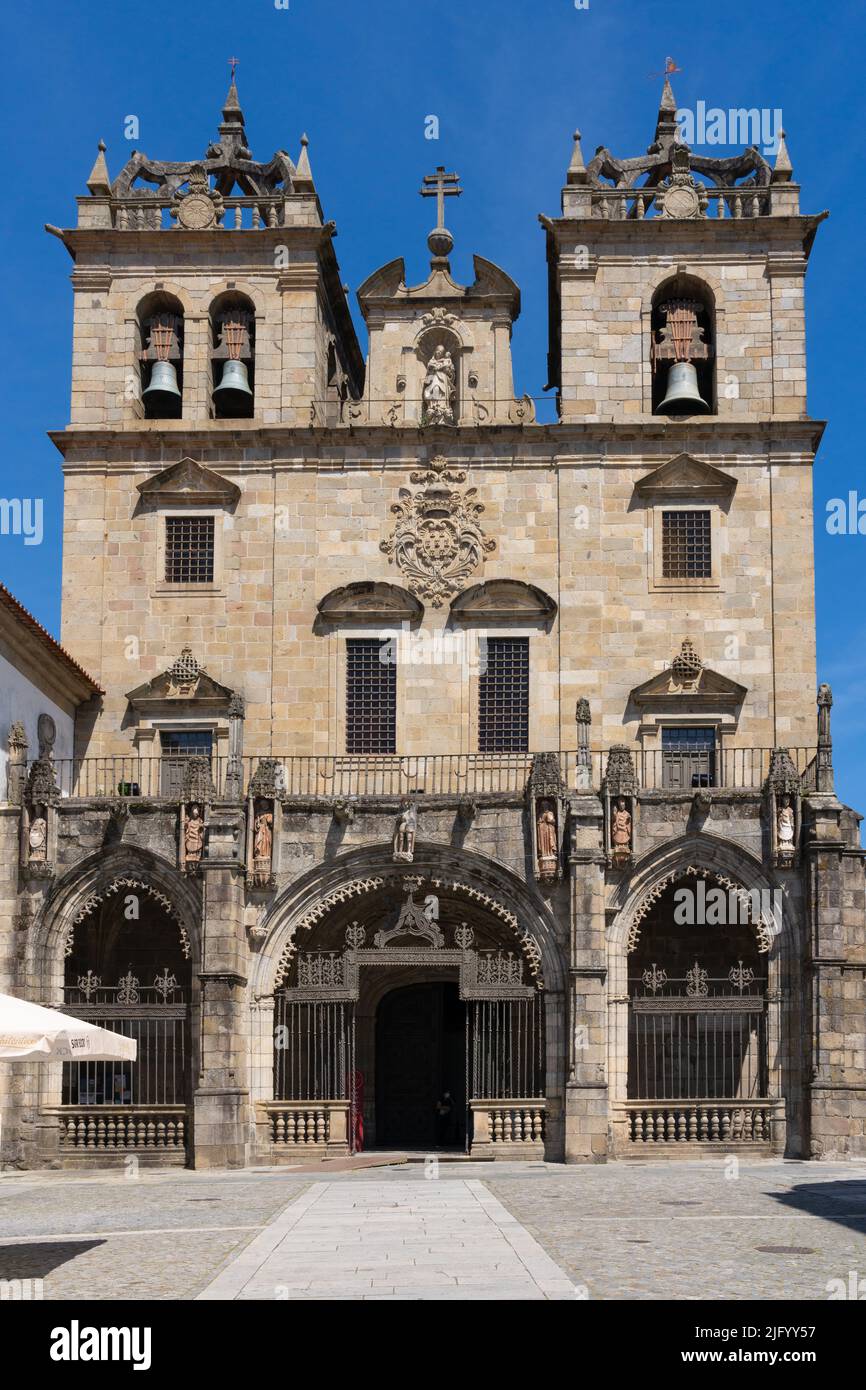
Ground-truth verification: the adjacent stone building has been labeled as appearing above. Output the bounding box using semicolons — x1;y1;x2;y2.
1;77;863;1169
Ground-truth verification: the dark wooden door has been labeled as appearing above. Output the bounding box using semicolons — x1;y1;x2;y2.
375;983;465;1149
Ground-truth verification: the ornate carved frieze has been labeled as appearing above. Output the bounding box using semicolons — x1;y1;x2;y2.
380;456;496;607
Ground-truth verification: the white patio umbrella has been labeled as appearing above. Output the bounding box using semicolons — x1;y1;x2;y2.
0;992;137;1061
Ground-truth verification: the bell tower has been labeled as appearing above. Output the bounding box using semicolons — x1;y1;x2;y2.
542;77;816;423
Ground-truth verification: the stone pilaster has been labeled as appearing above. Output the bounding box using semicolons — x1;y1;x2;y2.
564;791;608;1161
803;792;866;1159
192;804;249;1168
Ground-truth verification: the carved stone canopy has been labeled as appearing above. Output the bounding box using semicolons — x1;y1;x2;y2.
633;453;737;502
602;746;638;799
248;757;285;800
315;581;424;627
136;457;240;508
449;580;557;627
631;640;747;708
527;752;566;801
181;756;216;802
126;648;236;710
766;747;802;796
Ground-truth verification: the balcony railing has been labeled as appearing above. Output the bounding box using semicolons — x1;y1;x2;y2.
20;746;817;803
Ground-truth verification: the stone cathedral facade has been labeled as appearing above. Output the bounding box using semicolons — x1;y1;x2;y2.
1;78;864;1170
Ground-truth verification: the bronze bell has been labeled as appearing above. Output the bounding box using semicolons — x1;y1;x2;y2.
213;359;253;414
657;361;709;415
142;360;182;416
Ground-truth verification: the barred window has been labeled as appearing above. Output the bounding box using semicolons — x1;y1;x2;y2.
478;637;529;753
661;509;712;579
164;516;214;584
346;639;396;754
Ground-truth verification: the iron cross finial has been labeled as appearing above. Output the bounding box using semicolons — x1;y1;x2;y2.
229;56;239;82
420;165;462;230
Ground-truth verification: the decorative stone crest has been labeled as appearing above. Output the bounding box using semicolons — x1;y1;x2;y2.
167;647;202;697
170;164;224;229
669;638;703;692
373;886;445;949
380;456;496;607
656;146;709;220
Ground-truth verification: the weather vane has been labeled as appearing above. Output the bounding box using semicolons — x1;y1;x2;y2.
229;56;239;82
649;56;682;79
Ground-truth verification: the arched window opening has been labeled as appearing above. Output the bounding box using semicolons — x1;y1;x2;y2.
210;294;255;419
627;880;767;1108
138;293;184;419
61;892;191;1139
651;277;715;415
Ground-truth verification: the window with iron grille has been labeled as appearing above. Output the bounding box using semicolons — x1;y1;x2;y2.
346;639;396;754
160;730;214;798
478;638;529;752
164;516;215;584
661;726;717;789
661;509;712;579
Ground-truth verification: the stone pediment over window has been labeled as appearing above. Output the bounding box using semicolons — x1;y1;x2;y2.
633;453;737;501
315;582;424;627
449;580;557;627
631;639;747;709
126;647;236;711
136;457;240;508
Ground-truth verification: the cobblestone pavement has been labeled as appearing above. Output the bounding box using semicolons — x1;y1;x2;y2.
0;1170;310;1300
197;1178;574;1300
1;1158;864;1300
484;1158;866;1301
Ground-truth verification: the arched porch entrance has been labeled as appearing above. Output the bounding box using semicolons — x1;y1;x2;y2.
252;867;552;1161
608;855;789;1155
29;855;199;1167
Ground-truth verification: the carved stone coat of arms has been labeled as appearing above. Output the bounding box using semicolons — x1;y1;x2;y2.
380;456;496;607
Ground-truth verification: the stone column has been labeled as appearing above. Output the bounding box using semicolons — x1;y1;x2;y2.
191;763;249;1167
565;790;609;1162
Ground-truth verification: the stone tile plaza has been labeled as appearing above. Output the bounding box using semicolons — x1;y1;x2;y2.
0;35;864;1316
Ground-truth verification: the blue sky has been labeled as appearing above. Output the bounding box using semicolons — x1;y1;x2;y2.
2;0;864;806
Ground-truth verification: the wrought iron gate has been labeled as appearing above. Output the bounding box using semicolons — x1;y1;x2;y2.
628;961;767;1101
466;994;545;1152
272;994;357;1150
58;970;190;1155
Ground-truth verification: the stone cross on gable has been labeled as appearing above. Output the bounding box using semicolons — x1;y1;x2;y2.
420;165;462;230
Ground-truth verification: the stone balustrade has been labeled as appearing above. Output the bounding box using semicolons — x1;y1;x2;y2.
52;1106;187;1157
621;1100;781;1148
470;1100;546;1158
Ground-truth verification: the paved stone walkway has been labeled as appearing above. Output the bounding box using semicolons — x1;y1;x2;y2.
197;1179;575;1300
